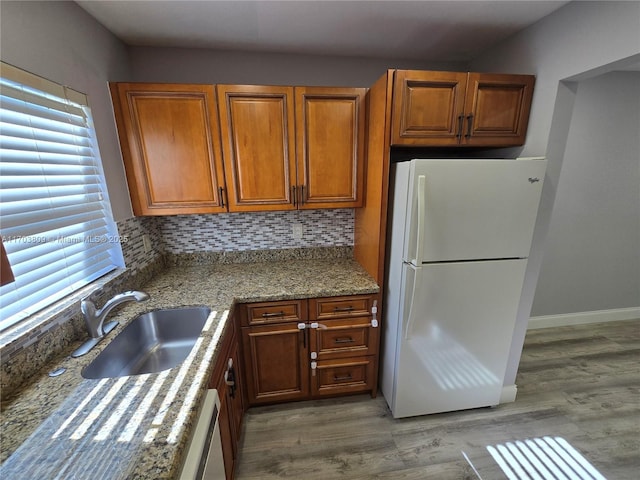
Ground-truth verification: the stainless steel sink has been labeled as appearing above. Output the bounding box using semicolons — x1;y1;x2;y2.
82;307;211;379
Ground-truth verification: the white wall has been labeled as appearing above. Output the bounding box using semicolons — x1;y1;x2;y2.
532;71;640;316
470;1;640;156
0;0;134;221
469;0;640;386
128;46;462;86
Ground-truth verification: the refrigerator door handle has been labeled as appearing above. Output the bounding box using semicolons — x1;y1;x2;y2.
411;174;427;266
404;265;423;340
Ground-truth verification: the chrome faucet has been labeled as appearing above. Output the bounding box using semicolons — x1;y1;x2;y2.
72;290;150;358
82;290;150;338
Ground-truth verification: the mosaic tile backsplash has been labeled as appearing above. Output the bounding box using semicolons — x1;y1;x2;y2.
117;215;163;271
158;209;354;253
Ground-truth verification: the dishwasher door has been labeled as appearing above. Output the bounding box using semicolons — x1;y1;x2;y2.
180;389;226;480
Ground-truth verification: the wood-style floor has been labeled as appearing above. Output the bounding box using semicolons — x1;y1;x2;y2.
234;320;640;479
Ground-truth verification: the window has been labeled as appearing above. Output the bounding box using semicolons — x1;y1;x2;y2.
0;62;124;332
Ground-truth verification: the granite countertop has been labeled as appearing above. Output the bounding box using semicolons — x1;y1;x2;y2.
0;258;379;479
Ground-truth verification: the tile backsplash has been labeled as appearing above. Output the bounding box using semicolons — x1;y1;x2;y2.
118;216;163;271
158;209;354;253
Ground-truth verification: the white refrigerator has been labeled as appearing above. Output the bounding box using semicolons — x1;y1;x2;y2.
381;158;547;419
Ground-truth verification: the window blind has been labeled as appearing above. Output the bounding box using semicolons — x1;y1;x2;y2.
0;63;124;332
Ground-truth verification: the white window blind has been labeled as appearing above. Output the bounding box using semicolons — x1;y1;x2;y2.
0;62;124;332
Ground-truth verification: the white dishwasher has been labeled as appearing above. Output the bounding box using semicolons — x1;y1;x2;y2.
180;389;226;480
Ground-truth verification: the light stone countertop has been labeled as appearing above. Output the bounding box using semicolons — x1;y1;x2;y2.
0;258;379;479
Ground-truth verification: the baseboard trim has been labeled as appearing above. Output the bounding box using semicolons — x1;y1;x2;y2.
528;307;640;330
500;384;518;404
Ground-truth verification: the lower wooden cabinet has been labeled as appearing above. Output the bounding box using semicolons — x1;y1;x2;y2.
204;294;379;478
241;322;310;404
210;317;245;480
239;294;380;406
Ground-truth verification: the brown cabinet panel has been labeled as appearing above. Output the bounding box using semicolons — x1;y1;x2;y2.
241;299;307;327
216;373;236;480
462;73;535;146
110;83;226;215
226;340;245;448
309;294;375;320
391;70;467;146
312;356;375;397
390;70;534;147
210;317;244;480
217;85;297;211
295;87;366;208
310;317;379;360
241;323;310;405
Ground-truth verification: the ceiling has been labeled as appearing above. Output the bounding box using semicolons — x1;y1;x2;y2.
76;0;571;63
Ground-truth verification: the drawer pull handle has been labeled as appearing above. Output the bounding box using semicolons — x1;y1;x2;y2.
456;114;464;139
333;374;353;382
465;113;474;138
262;311;285;318
333;306;354;312
334;337;355;344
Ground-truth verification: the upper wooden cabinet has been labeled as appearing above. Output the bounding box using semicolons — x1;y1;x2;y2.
295;87;366;209
391;70;535;147
217;85;366;210
111;83;366;215
110;83;227;215
217;85;297;211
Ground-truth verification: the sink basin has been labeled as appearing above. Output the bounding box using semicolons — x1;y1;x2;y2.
82;307;211;379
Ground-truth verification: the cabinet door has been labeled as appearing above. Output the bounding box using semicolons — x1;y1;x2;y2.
295;87;366;208
110;83;227;215
241;323;309;405
226;340;245;443
462;73;535;147
216;374;236;480
217;85;297;211
391;70;467;146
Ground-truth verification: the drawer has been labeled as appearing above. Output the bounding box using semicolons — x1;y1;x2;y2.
241;300;307;326
312;356;375;397
309;294;376;320
311;318;378;359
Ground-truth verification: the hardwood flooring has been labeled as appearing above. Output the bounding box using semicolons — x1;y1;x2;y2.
235;320;640;479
